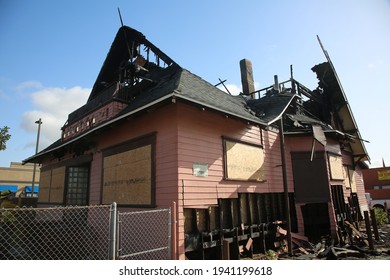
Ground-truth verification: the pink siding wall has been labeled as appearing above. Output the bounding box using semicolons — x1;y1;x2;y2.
176;104;286;205
85;102;285;259
355;165;369;212
92;103;179;209
175;103;285;259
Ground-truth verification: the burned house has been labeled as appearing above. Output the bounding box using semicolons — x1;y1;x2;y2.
24;26;369;259
247;61;370;246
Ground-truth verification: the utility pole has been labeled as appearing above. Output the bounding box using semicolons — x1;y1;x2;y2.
31;118;42;198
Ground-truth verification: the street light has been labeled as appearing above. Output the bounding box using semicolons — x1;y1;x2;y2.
31;118;42;198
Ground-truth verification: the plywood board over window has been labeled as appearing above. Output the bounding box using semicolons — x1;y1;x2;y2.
343;165;351;189
101;133;156;207
38;166;66;204
223;138;265;181
328;153;344;181
343;165;357;192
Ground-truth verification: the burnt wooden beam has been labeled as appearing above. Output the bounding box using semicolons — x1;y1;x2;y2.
345;128;359;134
222;239;230;260
295;82;324;104
364;211;374;250
370;209;380;241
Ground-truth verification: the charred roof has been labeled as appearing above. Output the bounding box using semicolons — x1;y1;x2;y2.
89;26;176;101
24;26;279;163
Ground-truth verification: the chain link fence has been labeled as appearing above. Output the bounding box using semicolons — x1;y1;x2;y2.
117;208;171;260
0;204;171;260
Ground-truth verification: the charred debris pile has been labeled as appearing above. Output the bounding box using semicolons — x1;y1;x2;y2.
266;216;390;260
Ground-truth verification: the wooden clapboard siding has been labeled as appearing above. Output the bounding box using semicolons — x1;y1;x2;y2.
92;103;179;208
354;165;369;211
341;150;353;166
263;131;287;193
175;103;274;259
176;103;270;208
341;149;369;211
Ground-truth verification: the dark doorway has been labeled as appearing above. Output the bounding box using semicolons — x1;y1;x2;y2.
301;203;331;242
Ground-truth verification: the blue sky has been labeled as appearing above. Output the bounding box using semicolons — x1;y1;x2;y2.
0;0;389;167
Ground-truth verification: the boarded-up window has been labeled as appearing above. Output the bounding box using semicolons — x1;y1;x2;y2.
223;138;265;181
38;166;66;204
38;170;52;203
343;165;357;192
102;134;155;207
291;152;330;203
328;153;344;180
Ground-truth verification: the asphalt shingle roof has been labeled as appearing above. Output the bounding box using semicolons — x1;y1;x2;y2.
246;93;296;124
24;26;295;163
118;65;265;125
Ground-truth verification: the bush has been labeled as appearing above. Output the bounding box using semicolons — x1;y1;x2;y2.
373;207;389;226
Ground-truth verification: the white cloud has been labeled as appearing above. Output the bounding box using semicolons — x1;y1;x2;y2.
15;80;44;92
218;82;261;96
218;83;242;95
21;86;90;150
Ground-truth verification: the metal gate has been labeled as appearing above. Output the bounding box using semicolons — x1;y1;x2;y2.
116;207;171;260
1;203;171;260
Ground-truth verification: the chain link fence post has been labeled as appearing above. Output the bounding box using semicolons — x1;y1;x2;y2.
167;208;172;259
109;202;118;260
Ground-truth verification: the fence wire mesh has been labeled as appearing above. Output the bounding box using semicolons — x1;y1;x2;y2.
118;208;171;260
0;205;111;260
0;204;171;260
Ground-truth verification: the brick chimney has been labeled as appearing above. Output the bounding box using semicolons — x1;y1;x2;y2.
240;59;255;98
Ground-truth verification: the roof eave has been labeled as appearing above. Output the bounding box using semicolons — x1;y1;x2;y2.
24;91;270;164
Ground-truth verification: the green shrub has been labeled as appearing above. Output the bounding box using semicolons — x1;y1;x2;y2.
373;207;389;226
